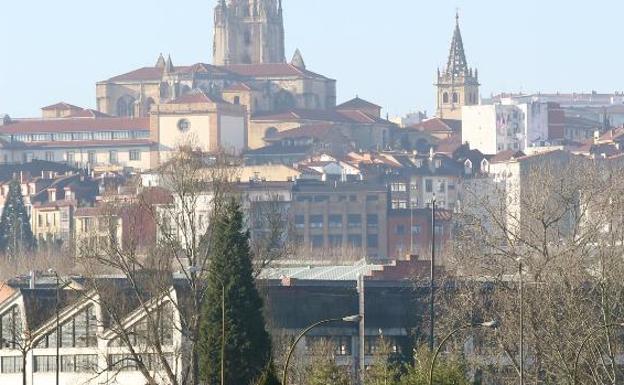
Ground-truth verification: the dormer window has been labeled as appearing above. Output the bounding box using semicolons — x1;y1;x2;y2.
435;159;442;168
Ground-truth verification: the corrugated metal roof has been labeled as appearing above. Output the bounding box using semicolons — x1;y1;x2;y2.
258;260;385;281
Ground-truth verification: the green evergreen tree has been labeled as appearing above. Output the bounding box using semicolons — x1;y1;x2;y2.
0;179;36;256
400;346;469;385
304;342;352;385
199;198;272;385
365;338;402;385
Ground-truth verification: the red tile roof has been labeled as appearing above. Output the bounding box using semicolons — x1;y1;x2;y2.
223;82;253;92
252;109;389;124
41;102;82;111
270;124;345;141
0;117;150;134
336;97;381;110
167;89;225;105
224;63;329;79
409;117;460;133
107;67;164;82
490;150;526;163
435;134;462;154
65;109;112;118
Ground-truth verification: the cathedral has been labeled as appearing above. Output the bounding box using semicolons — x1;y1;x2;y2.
435;14;480;120
95;0;337;150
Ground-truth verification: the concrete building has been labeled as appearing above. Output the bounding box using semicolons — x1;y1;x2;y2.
291;180;389;259
462;101;550;155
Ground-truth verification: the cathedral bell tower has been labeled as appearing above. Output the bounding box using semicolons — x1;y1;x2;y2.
213;0;286;65
435;13;480;120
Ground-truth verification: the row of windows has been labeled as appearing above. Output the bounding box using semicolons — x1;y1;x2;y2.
308;234;379;249
295;194;380;203
108;353;174;372
108;305;174;348
22;150;142;164
305;336;404;357
11;130;149;143
295;214;379;229
394;224;444;236
0;356;22;373
34;305;97;349
33;354;98;373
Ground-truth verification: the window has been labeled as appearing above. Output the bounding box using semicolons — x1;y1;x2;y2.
177;119;191;132
0;306;22;350
438;180;446;193
309;215;323;229
112;131;130;140
295;215;305;229
443;92;449;104
411;225;421;234
347;214;361;228
425;179;433;193
391;183;407;192
109;151;118;164
349;195;357;202
367;234;378;248
314;195;329;202
307;336;351;356
1;356;22;373
45;151;54;162
347;234;362;248
88;151;96;165
396;224;406;235
435;224;444;235
367;214;378;228
329;234;342;247
233;96;240;105
452;92;459;103
129;150;141;161
366;195;379;202
311;235;324;249
328;214;342;228
34;355;57;373
66;152;75;164
392;200;408;209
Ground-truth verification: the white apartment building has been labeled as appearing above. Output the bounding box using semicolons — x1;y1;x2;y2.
0;278;183;385
462;100;549;155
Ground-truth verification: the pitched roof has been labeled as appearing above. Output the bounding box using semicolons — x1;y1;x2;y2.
444;13;470;77
167;89;225;105
269;124;345;141
409;117;461;134
0;117;150;134
41;102;82;111
336;97;381;110
252;109;390;125
65;109;112;118
223;82;253;92
224;63;329;79
490;150;526;164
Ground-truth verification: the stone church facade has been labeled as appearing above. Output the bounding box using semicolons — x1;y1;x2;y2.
95;0;337;150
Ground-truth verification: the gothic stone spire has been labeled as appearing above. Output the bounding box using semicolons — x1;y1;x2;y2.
445;12;469;77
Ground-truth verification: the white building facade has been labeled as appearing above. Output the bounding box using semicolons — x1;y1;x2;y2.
462;101;549;155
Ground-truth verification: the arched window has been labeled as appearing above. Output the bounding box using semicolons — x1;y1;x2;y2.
273;90;296;111
442;92;449;104
116;95;136;117
452;93;459;104
160;83;170;99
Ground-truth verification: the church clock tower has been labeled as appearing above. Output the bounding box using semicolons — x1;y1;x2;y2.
435;13;479;120
213;0;286;65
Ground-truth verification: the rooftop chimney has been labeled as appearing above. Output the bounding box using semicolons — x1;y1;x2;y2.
29;271;36;289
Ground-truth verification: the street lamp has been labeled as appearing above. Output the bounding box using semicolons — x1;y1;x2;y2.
428;320;499;385
47;268;60;385
572;322;624;385
516;257;524;385
429;194;437;352
282;315;362;385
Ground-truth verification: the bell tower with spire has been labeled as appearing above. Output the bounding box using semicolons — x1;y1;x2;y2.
435;13;480;120
213;0;286;65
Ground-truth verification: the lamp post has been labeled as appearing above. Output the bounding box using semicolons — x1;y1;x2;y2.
282;315;361;385
48;269;60;385
429;195;437;352
516;258;524;385
428;320;498;385
572;322;624;385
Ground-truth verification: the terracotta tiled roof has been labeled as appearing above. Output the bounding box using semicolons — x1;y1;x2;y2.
269;124;338;141
107;67;164;82
409;117;461;133
436;134;462;154
65;109;112;118
223;82;253;92
41;102;82;111
224;63;329;79
167;89;225;105
0;117;150;134
252;109;390;125
337;97;381;110
490;150;526;164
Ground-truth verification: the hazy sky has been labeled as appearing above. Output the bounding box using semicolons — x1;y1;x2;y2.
1;0;623;118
